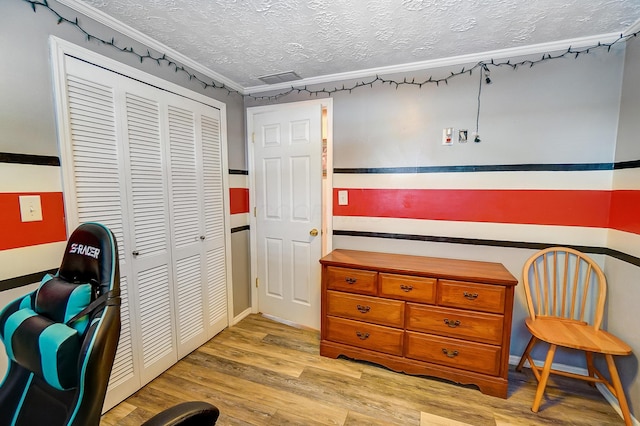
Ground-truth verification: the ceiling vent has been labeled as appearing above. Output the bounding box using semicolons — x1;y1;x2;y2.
257;71;302;85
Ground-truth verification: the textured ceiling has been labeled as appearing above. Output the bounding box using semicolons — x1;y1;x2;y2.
77;0;640;89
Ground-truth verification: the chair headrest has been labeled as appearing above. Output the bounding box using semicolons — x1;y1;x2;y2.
58;223;119;296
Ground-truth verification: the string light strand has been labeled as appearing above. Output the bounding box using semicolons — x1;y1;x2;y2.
24;0;241;96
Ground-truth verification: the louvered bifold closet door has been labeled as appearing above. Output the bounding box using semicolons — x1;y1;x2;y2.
61;57;138;410
124;90;177;384
201;113;228;337
167;102;207;358
58;53;229;410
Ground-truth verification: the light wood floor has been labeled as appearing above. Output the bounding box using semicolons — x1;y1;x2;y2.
101;314;625;425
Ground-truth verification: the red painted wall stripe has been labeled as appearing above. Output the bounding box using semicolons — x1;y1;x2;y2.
229;188;250;214
334;188;612;228
609;190;640;234
0;192;67;250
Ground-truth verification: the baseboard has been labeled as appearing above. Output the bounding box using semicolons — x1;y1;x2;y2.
231;307;253;325
509;355;639;425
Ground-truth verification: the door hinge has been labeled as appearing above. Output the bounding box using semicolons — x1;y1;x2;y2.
252;132;255;143
253;207;257;217
255;277;259;288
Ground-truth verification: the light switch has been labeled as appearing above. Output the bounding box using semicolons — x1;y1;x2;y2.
338;190;348;206
19;195;43;222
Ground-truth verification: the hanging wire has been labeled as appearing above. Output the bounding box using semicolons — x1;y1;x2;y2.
24;0;639;101
475;67;483;142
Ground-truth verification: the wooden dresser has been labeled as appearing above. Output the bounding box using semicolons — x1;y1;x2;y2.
320;249;518;398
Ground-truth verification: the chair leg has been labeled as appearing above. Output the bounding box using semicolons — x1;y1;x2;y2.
585;352;596;387
605;354;632;426
516;336;537;372
532;344;556;413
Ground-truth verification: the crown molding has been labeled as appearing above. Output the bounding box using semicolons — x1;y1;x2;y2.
245;32;623;94
56;0;245;94
625;17;640;36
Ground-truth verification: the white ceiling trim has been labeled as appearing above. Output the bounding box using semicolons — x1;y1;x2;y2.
57;0;244;93
244;32;623;94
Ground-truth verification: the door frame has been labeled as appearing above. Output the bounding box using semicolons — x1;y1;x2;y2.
247;98;333;320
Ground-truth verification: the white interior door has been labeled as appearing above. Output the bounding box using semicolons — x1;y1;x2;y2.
252;102;323;329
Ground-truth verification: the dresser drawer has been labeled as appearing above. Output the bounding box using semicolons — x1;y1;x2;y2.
405;332;501;376
379;273;436;303
326;316;403;356
327;291;405;328
406;304;503;345
438;280;506;314
326;266;377;295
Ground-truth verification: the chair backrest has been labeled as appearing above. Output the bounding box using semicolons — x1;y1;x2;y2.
522;247;606;330
0;222;121;426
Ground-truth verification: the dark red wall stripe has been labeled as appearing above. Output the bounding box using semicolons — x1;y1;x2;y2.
229;188;250;214
0;192;67;251
333;188;613;228
609;190;640;234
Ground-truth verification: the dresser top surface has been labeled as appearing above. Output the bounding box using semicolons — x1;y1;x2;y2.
320;249;518;286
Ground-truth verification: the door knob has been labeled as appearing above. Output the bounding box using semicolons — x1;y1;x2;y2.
309;228;319;236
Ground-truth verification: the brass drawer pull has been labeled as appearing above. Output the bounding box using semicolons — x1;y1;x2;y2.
356;304;371;313
443;318;461;328
356;331;370;340
400;284;413;292
442;348;459;358
463;292;478;300
345;277;357;284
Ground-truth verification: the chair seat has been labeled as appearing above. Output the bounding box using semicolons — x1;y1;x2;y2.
525;317;631;355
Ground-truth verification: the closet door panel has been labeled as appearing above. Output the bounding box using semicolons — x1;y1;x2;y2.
167;104;207;357
61;64;138;409
201;113;228;335
124;91;177;383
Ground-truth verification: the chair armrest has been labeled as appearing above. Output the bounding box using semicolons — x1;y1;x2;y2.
141;401;220;426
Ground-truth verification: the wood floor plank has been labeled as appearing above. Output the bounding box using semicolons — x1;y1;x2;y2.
197;340;306;378
101;314;626;426
165;353;350;425
296;366;422;425
343;410;403;426
212;325;364;379
99;402;137;425
420;412;474;426
147;375;276;425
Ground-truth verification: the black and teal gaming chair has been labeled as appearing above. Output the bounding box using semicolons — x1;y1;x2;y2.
0;222;219;426
0;222;121;426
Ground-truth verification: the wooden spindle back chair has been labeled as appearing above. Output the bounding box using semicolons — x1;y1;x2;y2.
516;247;633;426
